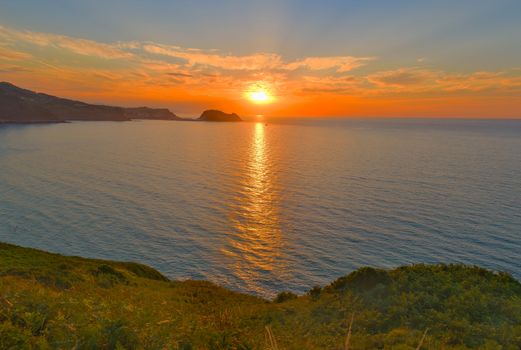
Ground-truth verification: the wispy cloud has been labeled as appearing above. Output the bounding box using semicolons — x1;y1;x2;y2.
284;56;375;72
0;45;32;61
0;65;32;73
0;25;130;59
368;68;438;88
142;44;284;71
367;67;521;93
439;71;521;92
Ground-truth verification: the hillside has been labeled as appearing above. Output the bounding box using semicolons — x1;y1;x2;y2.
1;242;520;349
0;82;181;123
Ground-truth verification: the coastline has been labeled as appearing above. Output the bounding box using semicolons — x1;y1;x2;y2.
0;82;244;124
0;120;69;125
0;118;245;125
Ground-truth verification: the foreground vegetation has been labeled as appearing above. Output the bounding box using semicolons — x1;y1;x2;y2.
1;242;520;349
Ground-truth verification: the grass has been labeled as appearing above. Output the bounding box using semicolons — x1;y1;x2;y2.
1;242;521;349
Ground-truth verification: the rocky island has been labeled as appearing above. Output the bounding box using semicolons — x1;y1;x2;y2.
197;109;242;122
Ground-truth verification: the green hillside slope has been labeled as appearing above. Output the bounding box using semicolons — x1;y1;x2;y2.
1;242;520;349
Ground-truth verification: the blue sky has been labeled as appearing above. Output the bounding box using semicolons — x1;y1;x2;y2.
1;0;520;70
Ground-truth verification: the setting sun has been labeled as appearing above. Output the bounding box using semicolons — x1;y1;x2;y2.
246;84;274;104
250;90;269;102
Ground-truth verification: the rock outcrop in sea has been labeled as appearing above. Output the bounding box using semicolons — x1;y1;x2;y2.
197;109;242;122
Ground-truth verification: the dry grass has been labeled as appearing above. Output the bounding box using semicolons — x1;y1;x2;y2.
416;328;429;350
344;313;355;350
265;325;279;350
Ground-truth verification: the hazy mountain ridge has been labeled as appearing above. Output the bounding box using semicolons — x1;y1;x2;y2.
0;82;182;123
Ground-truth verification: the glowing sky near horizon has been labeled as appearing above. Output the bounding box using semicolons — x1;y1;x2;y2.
0;0;520;117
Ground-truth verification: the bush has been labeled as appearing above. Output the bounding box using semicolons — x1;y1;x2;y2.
118;262;169;281
90;265;128;288
78;320;138;350
329;267;392;292
274;291;298;303
308;286;322;300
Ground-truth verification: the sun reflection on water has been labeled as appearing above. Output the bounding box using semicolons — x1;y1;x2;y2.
224;122;284;294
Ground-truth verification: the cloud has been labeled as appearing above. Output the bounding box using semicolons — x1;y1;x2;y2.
0;65;32;73
294;75;364;94
0;46;32;61
0;26;130;59
167;72;193;78
368;68;438;88
140;43;373;73
367;67;521;93
284;56;375;72
439;71;521;92
142;44;283;70
0;24;373;78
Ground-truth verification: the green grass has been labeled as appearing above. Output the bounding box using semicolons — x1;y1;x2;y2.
1;242;521;349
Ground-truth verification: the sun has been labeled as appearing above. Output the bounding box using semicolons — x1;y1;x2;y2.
245;84;274;104
251;90;269;102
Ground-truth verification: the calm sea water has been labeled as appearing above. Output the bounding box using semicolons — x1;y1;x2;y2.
1;118;520;297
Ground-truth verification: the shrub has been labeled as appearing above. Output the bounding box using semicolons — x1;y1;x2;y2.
329;267;392;292
308;286;322;300
118;262;169;281
90;265;128;288
274;291;298;303
78;320;138;350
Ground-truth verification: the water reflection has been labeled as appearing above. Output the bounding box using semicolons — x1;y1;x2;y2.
224;123;284;294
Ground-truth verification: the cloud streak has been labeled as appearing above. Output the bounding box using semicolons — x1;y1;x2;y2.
285;56;375;72
367;67;521;93
0;26;130;59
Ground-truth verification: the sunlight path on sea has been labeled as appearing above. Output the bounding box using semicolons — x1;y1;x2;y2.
223;123;287;295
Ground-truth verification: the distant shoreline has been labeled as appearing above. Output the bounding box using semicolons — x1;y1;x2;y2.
0;119;68;125
1;82;243;124
0;118;248;125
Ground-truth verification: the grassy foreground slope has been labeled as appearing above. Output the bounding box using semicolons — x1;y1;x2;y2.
1;242;521;349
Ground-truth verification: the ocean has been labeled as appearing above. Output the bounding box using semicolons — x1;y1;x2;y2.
1;118;520;297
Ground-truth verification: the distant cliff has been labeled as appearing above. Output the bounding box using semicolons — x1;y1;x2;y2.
198;109;242;122
0;82;181;123
123;107;180;121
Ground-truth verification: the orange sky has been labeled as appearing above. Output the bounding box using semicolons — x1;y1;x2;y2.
1;24;520;118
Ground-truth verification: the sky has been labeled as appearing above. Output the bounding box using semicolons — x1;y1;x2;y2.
0;0;520;118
